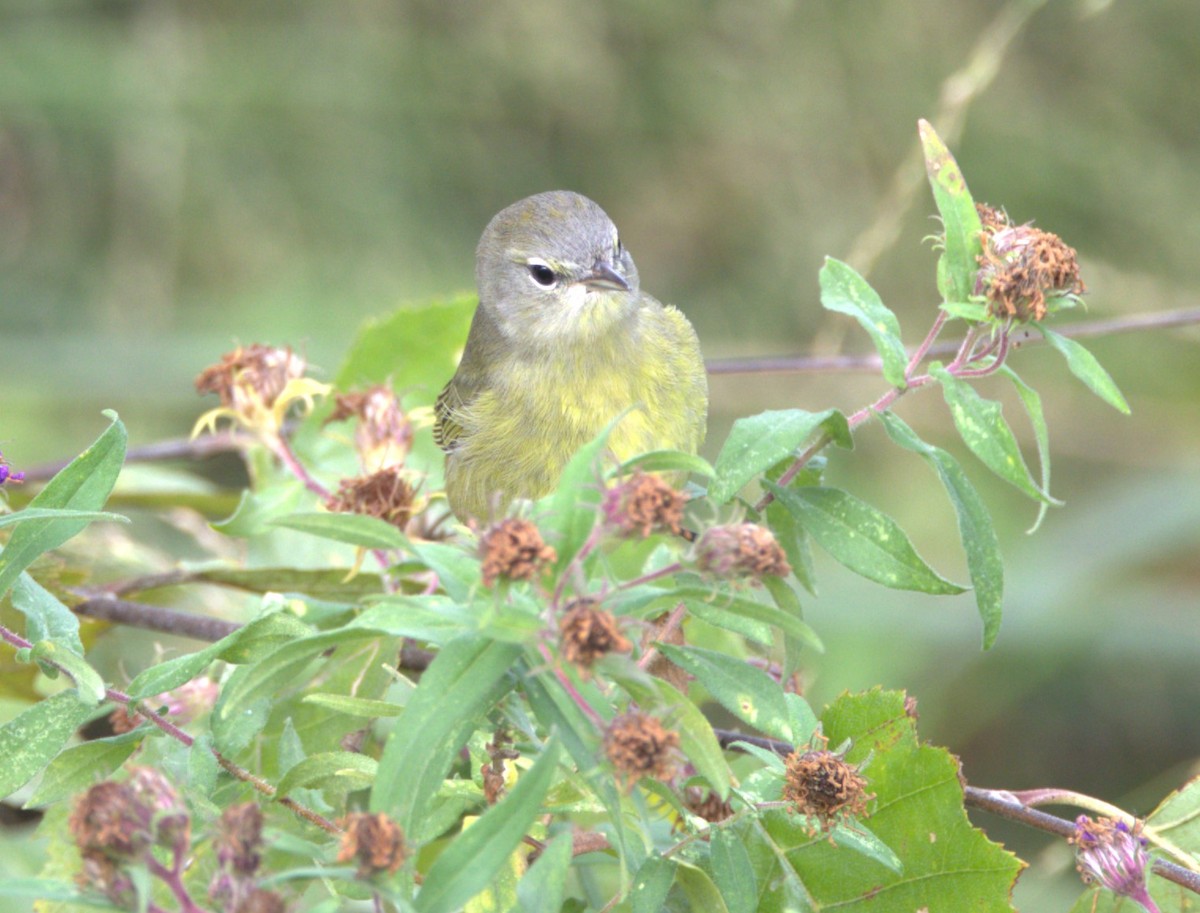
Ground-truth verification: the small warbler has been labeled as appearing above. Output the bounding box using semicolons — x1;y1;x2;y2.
435;191;708;521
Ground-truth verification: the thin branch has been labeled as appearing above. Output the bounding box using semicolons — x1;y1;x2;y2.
708;306;1200;376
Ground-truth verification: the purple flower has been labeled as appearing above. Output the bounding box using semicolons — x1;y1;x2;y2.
1072;815;1160;913
0;450;24;486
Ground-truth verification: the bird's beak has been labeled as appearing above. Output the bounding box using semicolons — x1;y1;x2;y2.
581;261;631;292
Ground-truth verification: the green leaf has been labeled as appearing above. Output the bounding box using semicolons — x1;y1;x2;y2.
193;566;385;600
371;635;521;840
0;690;93;799
933;365;1059;505
766;498;817;595
617;449;715;479
631;855;677;913
657;644;792;742
770;689;1021;911
919;119;984;305
877;410;1005;649
213;627;388;752
539;419;617;569
709;408;850;505
0;508;127;530
770;485;966;594
276;751;378;795
300;693;403;718
676;860;731;913
939;301;989;322
270;511;408;550
711;827;758;913
1000;367;1055;534
819;259;909;388
1037;326;1130;414
402;540;481;604
10;572;83;656
0;879;120;906
353;596;475;646
125;611;310;700
0;414;127;598
416;740;561;913
515;831;573;913
25;730;146;807
335;296;477;399
29;641;106;705
675;586;823;652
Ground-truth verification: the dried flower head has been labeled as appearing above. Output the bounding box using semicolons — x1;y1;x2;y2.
194;344;329;436
560;598;632;668
695;523;791;579
325;385;413;470
1070;815;1157;911
974;204;1085;323
604;711;680;787
216;803;264;875
782;749;873;834
0;450;24;486
209;803;266;911
337;812;408;877
684;786;734;824
479;518;556;586
325;467;418;530
70;768;189;863
602;470;687;537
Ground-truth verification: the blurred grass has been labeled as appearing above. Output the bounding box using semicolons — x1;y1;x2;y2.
2;1;1199;906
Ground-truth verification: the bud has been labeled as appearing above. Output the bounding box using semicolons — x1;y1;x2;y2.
479;518;556;586
604;711;680;788
210;802;266;911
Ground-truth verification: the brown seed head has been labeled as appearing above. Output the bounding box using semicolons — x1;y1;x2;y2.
974;207;1085;323
326;467;417;530
479;518;556;586
337;812;408;877
560;599;633;668
782;749;873;833
602;470;687;538
696;523;791;579
684;786;734;824
69;781;154;860
604;711;680;787
326;385;413;470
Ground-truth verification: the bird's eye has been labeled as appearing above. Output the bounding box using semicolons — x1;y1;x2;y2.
614;236;622;256
527;262;557;288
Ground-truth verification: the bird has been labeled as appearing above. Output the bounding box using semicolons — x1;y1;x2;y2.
434;190;707;521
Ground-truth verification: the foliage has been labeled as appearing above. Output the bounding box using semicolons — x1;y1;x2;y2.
1;125;1191;913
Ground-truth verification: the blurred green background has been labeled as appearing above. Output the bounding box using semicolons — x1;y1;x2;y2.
2;0;1198;906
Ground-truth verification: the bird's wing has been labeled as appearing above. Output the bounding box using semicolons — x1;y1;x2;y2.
433;378;467;453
